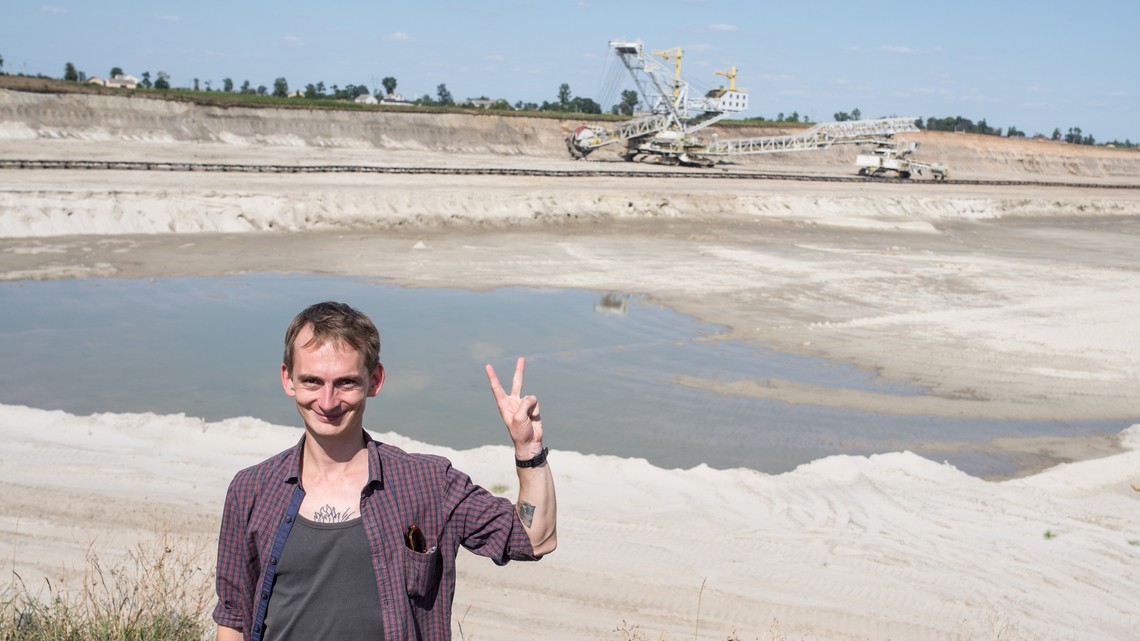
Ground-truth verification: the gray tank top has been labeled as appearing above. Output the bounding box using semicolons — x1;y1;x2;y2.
263;516;385;641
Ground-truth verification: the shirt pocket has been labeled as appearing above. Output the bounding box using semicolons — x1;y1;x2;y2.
402;544;442;601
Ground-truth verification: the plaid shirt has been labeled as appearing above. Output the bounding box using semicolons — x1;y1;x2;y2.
213;433;538;641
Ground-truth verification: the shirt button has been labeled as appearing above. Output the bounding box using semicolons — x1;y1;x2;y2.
285;515;293;523
270;557;278;565
262;591;269;600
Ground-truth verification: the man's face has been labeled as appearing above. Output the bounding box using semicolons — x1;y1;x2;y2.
280;325;384;439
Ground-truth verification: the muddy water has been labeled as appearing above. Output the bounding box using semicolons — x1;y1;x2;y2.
0;274;1121;476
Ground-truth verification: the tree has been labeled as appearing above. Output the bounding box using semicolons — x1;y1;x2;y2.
852;108;861;120
1051;128;1062;141
557;83;571;110
110;66;124;78
1064;127;1083;144
140;71;152;89
257;85;268;96
273;77;289;98
223;77;233;92
193;78;200;91
568;96;601;114
436;83;453;105
154;71;170;90
304;83;320;99
1;54;5;74
240;80;252;94
615;89;639;116
1006;125;1025;138
382;76;397;95
64;62;79;82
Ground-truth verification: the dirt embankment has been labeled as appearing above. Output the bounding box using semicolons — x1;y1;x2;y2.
2;88;1139;182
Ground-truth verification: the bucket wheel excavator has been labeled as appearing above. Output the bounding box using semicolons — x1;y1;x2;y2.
567;40;948;178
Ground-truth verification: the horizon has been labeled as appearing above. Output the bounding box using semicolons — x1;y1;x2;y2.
2;1;1137;143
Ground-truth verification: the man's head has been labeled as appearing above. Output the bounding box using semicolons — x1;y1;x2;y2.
281;302;384;438
283;301;381;376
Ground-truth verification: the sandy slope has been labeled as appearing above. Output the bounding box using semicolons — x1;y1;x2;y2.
2;89;1140;640
3;406;1138;641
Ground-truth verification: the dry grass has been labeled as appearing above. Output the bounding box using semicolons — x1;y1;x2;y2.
0;528;214;641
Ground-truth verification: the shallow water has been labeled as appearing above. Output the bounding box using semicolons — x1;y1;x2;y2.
0;274;1123;476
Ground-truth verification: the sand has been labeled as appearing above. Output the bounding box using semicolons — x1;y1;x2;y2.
2;90;1140;640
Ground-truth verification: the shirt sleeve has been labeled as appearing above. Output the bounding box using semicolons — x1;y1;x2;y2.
444;466;539;564
212;478;252;631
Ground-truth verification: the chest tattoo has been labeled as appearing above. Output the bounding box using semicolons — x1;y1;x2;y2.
313;504;356;523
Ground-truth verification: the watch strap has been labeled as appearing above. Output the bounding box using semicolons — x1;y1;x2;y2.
515;446;549;468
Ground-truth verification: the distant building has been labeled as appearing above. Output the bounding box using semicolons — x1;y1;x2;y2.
87;74;139;89
354;93;378;105
466;98;495;109
380;93;411;106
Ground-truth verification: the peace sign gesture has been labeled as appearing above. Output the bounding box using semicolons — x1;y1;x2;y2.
486;357;544;459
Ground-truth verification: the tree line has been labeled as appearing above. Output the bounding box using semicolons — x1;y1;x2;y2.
3;55;1133;149
913;115;1136;148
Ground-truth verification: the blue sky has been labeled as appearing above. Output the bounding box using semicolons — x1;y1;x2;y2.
3;1;1138;142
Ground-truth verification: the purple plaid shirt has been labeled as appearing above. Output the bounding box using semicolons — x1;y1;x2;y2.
213;433;538;641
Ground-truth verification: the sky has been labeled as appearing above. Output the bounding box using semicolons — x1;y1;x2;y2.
2;1;1138;143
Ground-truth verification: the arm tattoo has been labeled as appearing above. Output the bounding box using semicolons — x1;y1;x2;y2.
313;504;356;523
517;501;536;528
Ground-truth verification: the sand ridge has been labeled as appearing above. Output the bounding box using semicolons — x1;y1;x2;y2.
2;88;1140;640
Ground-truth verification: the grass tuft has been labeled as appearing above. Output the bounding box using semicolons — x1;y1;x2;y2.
0;528;214;641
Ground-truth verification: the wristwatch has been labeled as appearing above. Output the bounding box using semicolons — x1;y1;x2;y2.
515;446;549;468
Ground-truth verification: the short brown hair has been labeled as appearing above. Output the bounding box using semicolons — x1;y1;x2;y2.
283;301;381;374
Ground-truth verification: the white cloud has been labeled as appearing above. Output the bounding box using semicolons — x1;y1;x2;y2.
880;45;913;55
40;5;65;13
386;32;414;42
706;23;737;32
844;46;863;54
282;35;304;47
152;15;181;22
957;92;1003;104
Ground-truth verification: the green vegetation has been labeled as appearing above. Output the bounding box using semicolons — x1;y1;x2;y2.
0;530;214;641
1044;529;1057;540
0;51;1132;146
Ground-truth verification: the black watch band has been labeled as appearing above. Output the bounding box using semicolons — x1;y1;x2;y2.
515;447;549;468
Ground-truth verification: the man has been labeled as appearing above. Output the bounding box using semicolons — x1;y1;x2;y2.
213;301;556;641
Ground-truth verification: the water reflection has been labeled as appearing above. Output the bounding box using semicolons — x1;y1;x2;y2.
0;274;1123;476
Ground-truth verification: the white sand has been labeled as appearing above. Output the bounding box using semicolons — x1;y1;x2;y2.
3;405;1138;640
3;92;1140;640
